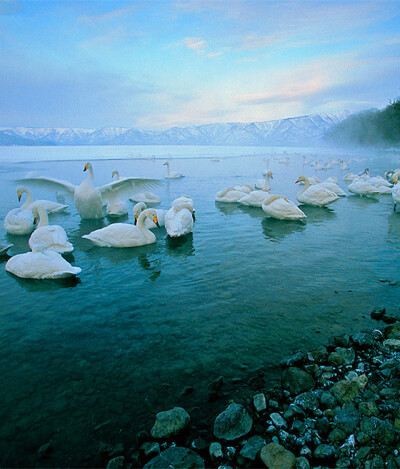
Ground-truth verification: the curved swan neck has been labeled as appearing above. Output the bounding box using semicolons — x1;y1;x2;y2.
35;205;49;227
85;163;94;180
137;210;156;241
263;194;282;206
112;170;120;180
18;187;33;209
164;162;170;176
133;202;147;216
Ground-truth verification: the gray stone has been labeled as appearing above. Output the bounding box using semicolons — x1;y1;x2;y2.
238;436;265;463
270;413;287;429
214;403;252;440
143;447;205;469
307;346;328;363
351;332;375;349
320;391;337;410
295;456;311;469
140;442;160;458
385;322;400;339
106;456;125;469
253;393;267;412
330;379;361;404
281;367;315;395
260;443;296;469
359;401;379;417
328;428;347;444
314;444;335;460
374;420;397;445
294;392;318;412
335;347;356;365
334;406;360;434
383;339;400;351
150;407;190;439
209;442;223;459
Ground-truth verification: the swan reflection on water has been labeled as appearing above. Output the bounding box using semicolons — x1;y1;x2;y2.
165;232;195;257
300;205;337;225
262;217;306;242
9;273;81;292
387;212;400;239
215;201;243;216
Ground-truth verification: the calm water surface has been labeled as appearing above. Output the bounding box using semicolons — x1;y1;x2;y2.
0;145;399;466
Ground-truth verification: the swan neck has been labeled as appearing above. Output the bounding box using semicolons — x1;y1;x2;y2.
263;194;281;206
137;211;154;241
20;187;33;209
36;206;49;227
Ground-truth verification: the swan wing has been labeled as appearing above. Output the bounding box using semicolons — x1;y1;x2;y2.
82;223;146;247
16;176;76;197
98;177;162;202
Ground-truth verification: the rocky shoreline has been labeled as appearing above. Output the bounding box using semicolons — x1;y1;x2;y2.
103;316;400;469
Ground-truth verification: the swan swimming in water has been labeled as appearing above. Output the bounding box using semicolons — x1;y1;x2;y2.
255;170;273;191
4;187;37;235
165;200;195;237
215;186;249;203
82;208;160;247
238;190;272;207
164;161;184;179
295;175;339;207
18;162;160;220
5;248;81;279
29;205;73;254
347;178;380;197
14;186;68;214
391;172;400;210
262;194;307;220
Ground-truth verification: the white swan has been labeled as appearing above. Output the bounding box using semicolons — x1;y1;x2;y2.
4;188;36;235
339;159;349;170
255;170;273;191
165;202;194;237
238;190;271;207
18;162;160;220
29;205;73;254
295;175;339;207
348;178;380;197
215;186;249;203
106;170;129;217
234;184;255;194
133;202;166;229
171;195;194;210
129;192;161;204
262;194;307;220
82;208;159;247
391;172;400;210
316;181;347;196
15;186;68;214
5;249;81;279
164;161;184;179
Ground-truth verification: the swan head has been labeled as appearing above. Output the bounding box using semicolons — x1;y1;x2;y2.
140;208;160;228
83;162;92;172
163;161;169;166
266;171;273;179
111;170;119;180
133;202;147;224
295;175;307;184
16;186;28;201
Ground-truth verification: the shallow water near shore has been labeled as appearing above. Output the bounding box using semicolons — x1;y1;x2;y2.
0;145;399;466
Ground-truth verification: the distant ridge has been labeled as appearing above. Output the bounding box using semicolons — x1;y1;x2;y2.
0;111;351;146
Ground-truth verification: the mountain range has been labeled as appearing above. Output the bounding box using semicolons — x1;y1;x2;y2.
0;111;351;146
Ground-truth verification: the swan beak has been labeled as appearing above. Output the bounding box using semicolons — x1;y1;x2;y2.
134;215;138;225
153;215;160;228
17;193;21;201
83;163;88;172
163;162;167;165
192;210;196;222
295;178;300;184
33;217;37;224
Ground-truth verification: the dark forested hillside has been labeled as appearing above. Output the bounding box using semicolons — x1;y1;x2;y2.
326;99;400;147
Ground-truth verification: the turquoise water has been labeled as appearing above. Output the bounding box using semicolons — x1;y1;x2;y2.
0;145;400;466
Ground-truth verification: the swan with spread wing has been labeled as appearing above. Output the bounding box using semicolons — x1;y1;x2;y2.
17;162;161;220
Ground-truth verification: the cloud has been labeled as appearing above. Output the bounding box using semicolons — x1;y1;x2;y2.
78;5;138;24
182;37;207;53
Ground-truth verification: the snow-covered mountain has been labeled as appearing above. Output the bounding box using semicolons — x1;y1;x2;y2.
0;111;351;146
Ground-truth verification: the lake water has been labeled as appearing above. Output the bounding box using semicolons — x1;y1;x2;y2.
0;144;399;467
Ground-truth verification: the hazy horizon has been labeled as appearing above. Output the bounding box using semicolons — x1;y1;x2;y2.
1;0;399;130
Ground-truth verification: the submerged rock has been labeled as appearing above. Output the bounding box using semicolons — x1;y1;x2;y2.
260;442;296;469
281;367;315;395
143;447;205;469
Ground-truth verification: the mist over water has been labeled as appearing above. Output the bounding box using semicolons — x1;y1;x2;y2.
0;145;399;466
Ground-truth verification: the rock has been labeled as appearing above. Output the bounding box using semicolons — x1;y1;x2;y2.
307;346;328;363
295;456;311;469
140;442;160;458
150;407;190;439
374;420;397;445
144;447;204;469
328;428;347;444
294;392;318;412
270;413;287;429
334;405;360;434
210;376;224;391
209;442;223;460
314;443;335;460
351;331;375;349
384;323;400;339
281;367;315;395
330;378;362;404
320;391;337;410
106;456;125;469
214;403;252;440
383;339;400;351
191;437;208;451
371;307;385;320
359;401;379;417
335;347;355;365
280;351;305;367
260;442;296;469
238;436;265;464
253;393;267;412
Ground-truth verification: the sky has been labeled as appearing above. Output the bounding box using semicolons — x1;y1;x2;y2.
0;0;399;130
